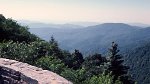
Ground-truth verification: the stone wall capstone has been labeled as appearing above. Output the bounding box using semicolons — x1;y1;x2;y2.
0;58;72;84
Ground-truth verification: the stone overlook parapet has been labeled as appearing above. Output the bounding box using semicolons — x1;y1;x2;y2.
0;58;72;84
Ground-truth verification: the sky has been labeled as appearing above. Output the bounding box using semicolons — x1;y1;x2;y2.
0;0;150;24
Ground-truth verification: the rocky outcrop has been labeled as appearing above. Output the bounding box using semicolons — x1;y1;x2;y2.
0;58;72;84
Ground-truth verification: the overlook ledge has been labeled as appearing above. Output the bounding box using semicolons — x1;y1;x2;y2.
0;58;72;84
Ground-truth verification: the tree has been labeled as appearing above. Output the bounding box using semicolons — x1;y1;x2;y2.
49;36;57;45
0;14;6;23
107;42;134;84
72;49;84;70
82;53;106;77
49;36;64;59
0;15;37;43
83;53;106;68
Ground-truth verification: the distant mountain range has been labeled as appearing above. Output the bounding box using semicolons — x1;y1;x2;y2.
18;20;150;28
129;23;150;28
23;21;150;84
18;20;84;29
28;23;150;55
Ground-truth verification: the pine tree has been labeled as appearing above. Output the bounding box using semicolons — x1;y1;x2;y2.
72;49;84;70
49;36;63;59
49;36;58;46
107;42;134;84
0;14;6;22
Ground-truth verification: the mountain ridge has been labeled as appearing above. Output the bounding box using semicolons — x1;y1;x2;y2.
29;23;150;55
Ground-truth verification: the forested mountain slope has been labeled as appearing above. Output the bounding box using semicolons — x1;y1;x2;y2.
124;42;150;84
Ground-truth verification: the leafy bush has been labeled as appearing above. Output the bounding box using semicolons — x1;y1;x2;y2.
61;68;87;84
35;56;66;74
84;73;122;84
0;40;62;64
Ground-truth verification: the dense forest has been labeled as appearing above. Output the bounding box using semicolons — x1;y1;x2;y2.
0;14;148;84
124;42;150;84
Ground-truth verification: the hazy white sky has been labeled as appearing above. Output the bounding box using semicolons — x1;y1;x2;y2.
0;0;150;24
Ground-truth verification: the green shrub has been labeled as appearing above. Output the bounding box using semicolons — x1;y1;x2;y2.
35;56;66;74
84;73;122;84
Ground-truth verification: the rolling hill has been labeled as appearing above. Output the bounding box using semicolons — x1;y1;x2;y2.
29;23;149;54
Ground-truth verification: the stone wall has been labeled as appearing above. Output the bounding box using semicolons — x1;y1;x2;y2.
0;58;72;84
0;66;38;84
